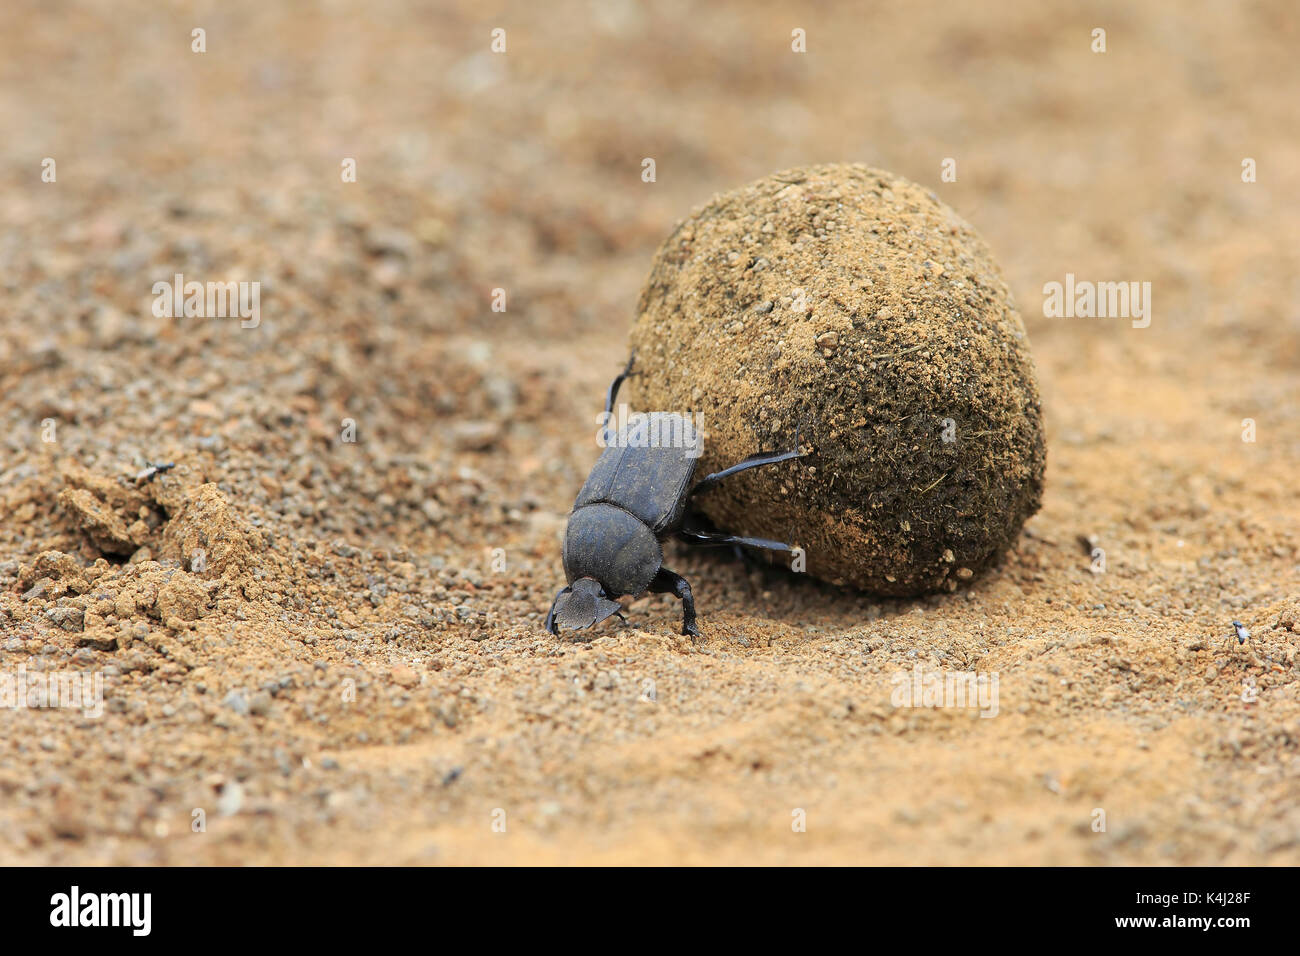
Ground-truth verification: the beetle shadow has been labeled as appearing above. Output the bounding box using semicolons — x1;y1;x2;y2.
663;534;949;631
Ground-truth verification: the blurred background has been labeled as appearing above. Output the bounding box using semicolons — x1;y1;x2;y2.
3;1;1297;517
1;0;1298;864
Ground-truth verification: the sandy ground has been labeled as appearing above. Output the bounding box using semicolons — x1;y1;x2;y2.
1;0;1298;865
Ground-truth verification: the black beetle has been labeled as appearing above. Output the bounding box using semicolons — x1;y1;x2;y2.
545;355;803;639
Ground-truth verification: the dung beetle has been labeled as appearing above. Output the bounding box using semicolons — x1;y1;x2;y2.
545;355;803;640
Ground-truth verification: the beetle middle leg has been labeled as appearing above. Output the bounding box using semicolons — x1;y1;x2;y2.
678;527;796;585
676;527;795;554
649;567;700;639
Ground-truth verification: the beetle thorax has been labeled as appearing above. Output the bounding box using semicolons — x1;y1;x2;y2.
562;503;663;598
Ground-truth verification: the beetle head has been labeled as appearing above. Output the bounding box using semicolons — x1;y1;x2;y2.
553;577;623;634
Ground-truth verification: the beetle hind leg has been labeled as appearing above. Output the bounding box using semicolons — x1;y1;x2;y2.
604;352;636;415
689;423;805;498
600;353;637;443
649;567;700;639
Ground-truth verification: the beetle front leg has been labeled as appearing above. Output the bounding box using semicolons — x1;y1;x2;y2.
543;585;572;635
649;567;700;639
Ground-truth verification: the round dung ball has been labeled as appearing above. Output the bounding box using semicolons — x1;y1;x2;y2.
628;163;1045;596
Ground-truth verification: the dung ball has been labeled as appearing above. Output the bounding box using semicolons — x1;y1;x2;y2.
628;163;1045;596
